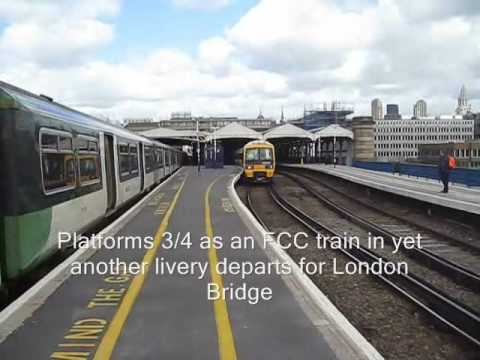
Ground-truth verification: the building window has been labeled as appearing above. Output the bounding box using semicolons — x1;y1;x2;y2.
40;129;76;194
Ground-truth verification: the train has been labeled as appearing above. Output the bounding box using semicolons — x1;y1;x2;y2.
242;140;275;182
0;81;182;294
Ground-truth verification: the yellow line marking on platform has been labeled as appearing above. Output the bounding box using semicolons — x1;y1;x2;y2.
93;175;188;360
205;176;238;360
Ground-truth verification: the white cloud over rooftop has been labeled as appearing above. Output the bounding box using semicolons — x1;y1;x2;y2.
0;0;478;121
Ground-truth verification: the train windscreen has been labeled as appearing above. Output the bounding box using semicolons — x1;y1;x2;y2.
245;148;273;165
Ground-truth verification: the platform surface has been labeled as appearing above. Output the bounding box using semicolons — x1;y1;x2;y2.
0;166;336;360
283;164;480;215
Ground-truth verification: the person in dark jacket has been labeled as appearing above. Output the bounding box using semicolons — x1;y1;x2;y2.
438;150;450;193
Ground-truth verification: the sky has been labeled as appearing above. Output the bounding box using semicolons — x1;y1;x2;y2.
0;0;479;122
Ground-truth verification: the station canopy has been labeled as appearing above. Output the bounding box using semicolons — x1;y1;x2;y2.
206;122;262;142
313;124;354;140
141;127;207;142
264;123;315;141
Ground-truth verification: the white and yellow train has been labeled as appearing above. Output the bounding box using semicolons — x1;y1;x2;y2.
242;140;275;183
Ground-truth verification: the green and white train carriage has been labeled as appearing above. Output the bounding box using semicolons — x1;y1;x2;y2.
0;81;182;294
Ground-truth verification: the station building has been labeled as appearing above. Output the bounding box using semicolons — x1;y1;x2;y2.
313;124;354;165
126;112;275;133
266;123;355;166
206;122;263;165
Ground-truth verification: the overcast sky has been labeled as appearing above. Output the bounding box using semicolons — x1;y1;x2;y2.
0;0;478;122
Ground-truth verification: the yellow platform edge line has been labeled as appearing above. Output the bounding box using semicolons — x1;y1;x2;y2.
93;174;188;360
205;176;238;360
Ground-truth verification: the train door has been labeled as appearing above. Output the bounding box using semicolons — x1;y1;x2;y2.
104;134;117;211
139;143;145;191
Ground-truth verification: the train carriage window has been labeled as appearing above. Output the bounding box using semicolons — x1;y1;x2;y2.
89;141;98;152
77;138;89;151
145;145;154;173
152;148;158;169
157;148;164;168
118;141;140;181
130;144;139;174
59;136;73;151
77;135;101;186
41;133;58;150
119;143;130;177
40;129;75;194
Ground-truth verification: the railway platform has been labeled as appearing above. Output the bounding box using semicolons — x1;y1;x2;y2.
282;164;480;215
0;166;375;360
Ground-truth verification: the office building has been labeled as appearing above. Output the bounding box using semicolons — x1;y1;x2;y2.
374;117;475;161
123;118;158;132
456;85;472;116
413;100;427;118
476;113;480;139
384;104;401;120
124;112;276;133
371;98;383;121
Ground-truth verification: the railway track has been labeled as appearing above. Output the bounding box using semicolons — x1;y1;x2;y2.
245;183;480;348
279;169;480;291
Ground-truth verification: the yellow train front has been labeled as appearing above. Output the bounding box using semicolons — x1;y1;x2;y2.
242;140;275;183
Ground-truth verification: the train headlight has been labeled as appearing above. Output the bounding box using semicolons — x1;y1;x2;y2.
266;164;273;169
246;165;253;170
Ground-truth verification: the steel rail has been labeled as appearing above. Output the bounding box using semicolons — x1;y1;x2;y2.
246;186;272;233
279;170;480;291
252;183;480;348
279;166;480;254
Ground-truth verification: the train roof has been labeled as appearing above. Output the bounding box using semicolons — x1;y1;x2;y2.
244;140;274;147
0;81;179;151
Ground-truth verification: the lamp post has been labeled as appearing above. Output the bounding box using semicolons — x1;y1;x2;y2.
196;118;200;174
334;107;338;168
212;127;218;165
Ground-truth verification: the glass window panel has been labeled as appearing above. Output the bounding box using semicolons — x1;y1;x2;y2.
131;148;139;173
119;144;129;154
77;138;89;151
41;133;58;150
79;155;100;182
120;154;130;175
59;136;73;151
42;153;75;191
89;141;98;152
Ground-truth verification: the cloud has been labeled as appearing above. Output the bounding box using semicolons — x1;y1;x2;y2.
172;0;232;10
0;47;288;120
0;0;479;121
198;36;235;75
394;0;480;21
0;0;120;21
0;20;114;67
224;0;480;115
0;0;118;67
